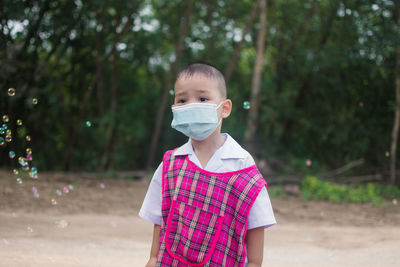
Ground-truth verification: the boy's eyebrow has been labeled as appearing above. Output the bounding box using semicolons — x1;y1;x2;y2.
175;91;187;97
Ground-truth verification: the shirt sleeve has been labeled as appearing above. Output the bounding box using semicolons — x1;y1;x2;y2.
247;186;276;229
138;162;163;225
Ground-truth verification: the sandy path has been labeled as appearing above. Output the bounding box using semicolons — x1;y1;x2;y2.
1;171;400;266
1;211;399;267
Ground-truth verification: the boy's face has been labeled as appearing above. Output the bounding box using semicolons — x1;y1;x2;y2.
173;74;223;107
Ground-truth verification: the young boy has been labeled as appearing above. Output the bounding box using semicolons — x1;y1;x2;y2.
139;62;276;267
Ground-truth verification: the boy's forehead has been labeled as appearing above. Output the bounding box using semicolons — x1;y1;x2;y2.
175;74;219;91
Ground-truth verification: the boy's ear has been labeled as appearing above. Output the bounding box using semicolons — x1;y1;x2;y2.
221;99;232;119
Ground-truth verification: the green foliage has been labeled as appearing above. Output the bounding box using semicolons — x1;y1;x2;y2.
301;176;400;206
0;0;398;179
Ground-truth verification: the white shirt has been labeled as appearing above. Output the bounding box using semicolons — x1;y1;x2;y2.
139;133;276;265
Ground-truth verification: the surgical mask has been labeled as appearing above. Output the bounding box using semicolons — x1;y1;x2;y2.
171;102;223;140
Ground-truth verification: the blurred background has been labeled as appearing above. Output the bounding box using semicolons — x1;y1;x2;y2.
0;0;399;186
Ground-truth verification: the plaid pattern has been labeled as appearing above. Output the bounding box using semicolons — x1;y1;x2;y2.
156;150;267;267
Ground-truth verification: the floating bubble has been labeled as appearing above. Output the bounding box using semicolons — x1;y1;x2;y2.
169;90;175;96
110;221;117;227
32;186;37;192
18;157;27;165
51;198;57;205
68;184;74;191
306;159;312;166
63;186;69;193
31;167;37;173
9;151;16;158
32;98;38;105
55;219;68;228
33;192;40;198
2;123;7;130
85;121;92;127
0;129;4;135
6;129;11;135
0;137;4;146
22;164;29;171
17;119;22;126
26;135;31;142
100;183;105;189
2;115;9;122
56;189;62;196
5;135;12;142
243;101;251;110
13;169;19;175
26;148;32;155
393;199;398;205
359;101;364;107
16;178;22;184
27;226;33;232
385;151;390;157
26;154;32;161
8;88;15;96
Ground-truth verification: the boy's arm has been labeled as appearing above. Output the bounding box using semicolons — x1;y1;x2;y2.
145;224;161;267
245;226;264;267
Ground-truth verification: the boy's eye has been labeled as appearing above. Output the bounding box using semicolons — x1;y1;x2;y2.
199;97;208;102
178;99;186;104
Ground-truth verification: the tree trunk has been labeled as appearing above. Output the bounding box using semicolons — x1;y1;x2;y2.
390;2;400;185
146;1;194;170
224;0;260;84
244;0;268;156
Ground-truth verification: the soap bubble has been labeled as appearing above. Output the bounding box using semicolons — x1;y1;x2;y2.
16;178;22;184
9;151;16;158
5;135;12;142
51;198;57;205
22;164;29;171
13;169;19;175
243;101;251;110
27;226;33;232
0;129;4;135
55;219;68;228
56;189;62;196
2;115;9;122
32;98;38;105
100;183;105;189
26;135;31;141
17;119;22;126
68;184;74;191
2;123;7;129
26;148;32;155
85;121;92;127
169;90;175;96
26;154;32;161
306;159;312;166
8;88;15;96
6;129;11;135
0;137;4;146
385;151;390;157
63;186;69;193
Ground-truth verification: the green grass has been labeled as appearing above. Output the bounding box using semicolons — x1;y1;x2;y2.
300;175;400;206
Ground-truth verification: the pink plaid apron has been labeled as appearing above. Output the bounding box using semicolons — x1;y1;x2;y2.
156;150;267;267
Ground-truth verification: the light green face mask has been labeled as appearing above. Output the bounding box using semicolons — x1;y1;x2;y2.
171;102;223;140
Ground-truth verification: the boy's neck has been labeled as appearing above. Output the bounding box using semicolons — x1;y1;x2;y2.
191;128;225;168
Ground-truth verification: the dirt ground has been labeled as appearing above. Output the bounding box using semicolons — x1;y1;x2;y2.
1;170;400;267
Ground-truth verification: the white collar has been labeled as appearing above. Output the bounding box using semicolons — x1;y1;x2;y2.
174;133;248;159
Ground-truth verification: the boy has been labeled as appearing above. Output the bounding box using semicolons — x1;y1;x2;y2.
140;62;276;267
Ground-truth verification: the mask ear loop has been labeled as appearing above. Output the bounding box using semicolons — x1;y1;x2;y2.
216;100;226;124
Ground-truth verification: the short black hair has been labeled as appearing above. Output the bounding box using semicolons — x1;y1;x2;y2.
175;62;227;98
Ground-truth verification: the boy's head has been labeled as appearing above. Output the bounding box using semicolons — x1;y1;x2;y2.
171;62;232;140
